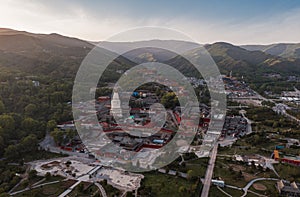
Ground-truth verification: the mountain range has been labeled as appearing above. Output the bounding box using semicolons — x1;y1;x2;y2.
241;43;300;59
0;28;300;81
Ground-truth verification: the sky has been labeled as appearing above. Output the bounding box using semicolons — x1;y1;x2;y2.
1;0;300;44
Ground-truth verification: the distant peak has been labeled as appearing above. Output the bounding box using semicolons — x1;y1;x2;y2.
0;28;33;36
49;33;61;36
0;27;15;31
213;42;235;46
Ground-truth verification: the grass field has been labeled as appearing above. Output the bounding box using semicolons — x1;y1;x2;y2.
166;155;209;178
12;175;45;193
184;158;209;178
214;156;277;188
274;163;300;182
14;180;76;197
209;185;243;197
249;180;279;196
139;171;199;197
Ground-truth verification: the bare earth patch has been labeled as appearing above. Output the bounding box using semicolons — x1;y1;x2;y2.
243;172;256;182
253;183;267;191
230;164;246;172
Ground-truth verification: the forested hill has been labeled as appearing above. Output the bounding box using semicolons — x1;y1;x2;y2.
241;43;300;59
0;28;93;77
1;28;300;81
205;42;300;79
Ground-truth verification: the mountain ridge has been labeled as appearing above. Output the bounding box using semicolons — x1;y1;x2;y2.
241;43;300;59
0;28;300;81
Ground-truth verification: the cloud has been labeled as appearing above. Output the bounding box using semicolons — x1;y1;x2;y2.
0;0;300;44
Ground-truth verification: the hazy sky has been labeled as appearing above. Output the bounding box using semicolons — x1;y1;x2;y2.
1;0;300;44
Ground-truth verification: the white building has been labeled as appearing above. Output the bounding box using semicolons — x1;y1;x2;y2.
111;92;122;117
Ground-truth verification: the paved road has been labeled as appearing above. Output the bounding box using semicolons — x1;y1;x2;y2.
12;165;104;197
32;178;46;186
95;182;107;197
248;190;268;197
224;177;278;197
241;178;278;197
120;191;127;197
200;144;218;197
39;132;56;148
58;165;102;197
217;186;232;197
40;133;89;158
240;111;252;135
58;180;82;197
273;103;300;124
225;184;242;190
9;166;30;194
262;157;280;177
59;166;101;197
10;180;62;195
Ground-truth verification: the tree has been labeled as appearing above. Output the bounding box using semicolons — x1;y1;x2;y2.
66;129;76;140
21;118;39;134
0;100;5;114
191;183;198;192
0;192;9;197
77;182;84;192
272;121;279;128
102;179;108;186
0;135;4;155
19;134;38;152
24;104;37;117
4;134;38;160
0;114;15;140
47;120;57;131
187;170;195;180
178;186;186;193
28;170;37;180
161;92;179;109
22;180;29;188
4;144;19;160
238;170;244;179
126;192;134;197
51;129;64;145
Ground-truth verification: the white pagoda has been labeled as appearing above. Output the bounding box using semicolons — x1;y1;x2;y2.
111;91;122;117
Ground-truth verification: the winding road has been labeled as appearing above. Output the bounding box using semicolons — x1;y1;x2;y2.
224;177;279;197
95;182;107;197
241;177;278;197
